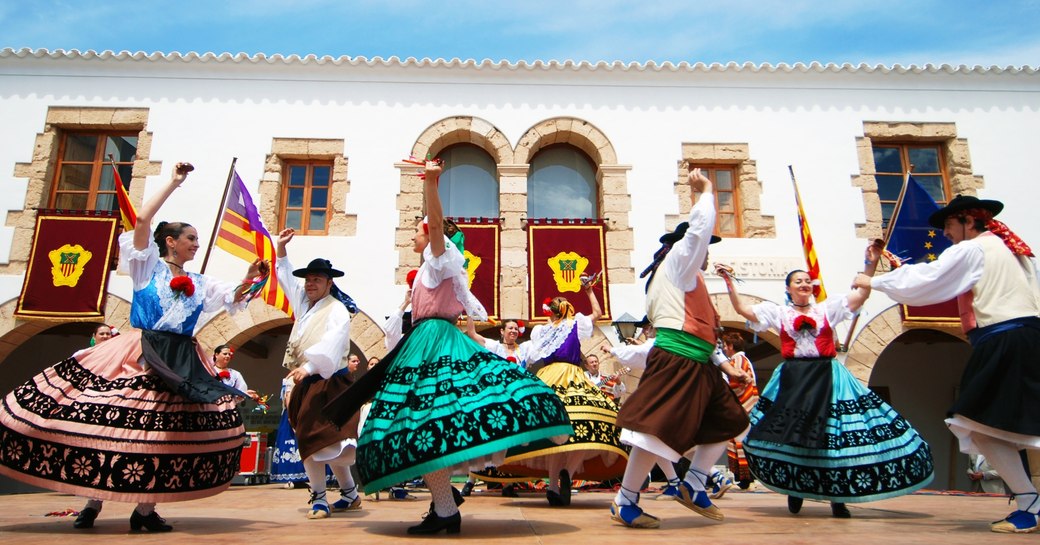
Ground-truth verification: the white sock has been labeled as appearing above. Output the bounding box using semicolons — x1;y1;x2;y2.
304;457;328;505
659;459;679;483
615;447;659;506
973;433;1038;513
328;449;358;501
83;499;103;512
686;441;727;492
546;456;564;493
425;468;460;518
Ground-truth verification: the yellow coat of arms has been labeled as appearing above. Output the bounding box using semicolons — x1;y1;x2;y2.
48;244;92;287
547;251;589;293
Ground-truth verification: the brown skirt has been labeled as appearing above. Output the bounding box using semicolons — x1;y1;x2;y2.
288;368;359;461
616;347;748;455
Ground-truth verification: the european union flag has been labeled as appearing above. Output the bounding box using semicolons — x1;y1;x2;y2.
886;175;951;265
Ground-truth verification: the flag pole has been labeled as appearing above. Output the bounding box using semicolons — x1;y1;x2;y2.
200;157;238;274
840;165;914;351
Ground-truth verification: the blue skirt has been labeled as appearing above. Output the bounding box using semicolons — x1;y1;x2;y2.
744;358;934;503
270;411;306;483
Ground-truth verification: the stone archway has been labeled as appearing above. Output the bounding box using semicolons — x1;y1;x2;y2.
0;292;134;366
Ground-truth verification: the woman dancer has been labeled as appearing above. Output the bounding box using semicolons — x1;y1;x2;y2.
0;163;261;531
493;290;628;506
213;344;258;402
324;159;571;534
718;245;934;518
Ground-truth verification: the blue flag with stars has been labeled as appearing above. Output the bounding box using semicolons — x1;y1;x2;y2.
886;175;951;265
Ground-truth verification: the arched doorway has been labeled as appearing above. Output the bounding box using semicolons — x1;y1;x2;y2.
869;328;971;491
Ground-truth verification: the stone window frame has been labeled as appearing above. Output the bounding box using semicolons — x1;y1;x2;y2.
396;116;633;320
259;138;353;238
4;107;158;275
671;143;774;238
852;121;983;240
277;160;336;235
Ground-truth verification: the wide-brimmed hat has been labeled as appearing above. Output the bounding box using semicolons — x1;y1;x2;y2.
659;222;722;244
928;194;1003;228
292;258;344;278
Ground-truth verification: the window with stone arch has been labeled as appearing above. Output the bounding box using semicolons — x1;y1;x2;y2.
527;144;598;219
852;122;982;239
438;143;499;218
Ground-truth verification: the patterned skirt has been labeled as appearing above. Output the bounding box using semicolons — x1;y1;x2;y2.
491;362;628;481
270;410;306;483
354;319;572;492
0;329;245;503
744;358;934;503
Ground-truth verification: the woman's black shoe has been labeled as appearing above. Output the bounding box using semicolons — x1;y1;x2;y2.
452;485;465;506
546;490;566;506
460;481;474;497
73;507;99;529
559;470;571;506
831;502;851;518
407;511;461;535
129;510;173;532
787;496;803;514
502;484;519;498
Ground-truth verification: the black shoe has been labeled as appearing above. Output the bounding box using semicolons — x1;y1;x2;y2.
502;484;519;498
73;507;99;529
559;470;571;506
129;510;173;532
407;511;461;535
452;485;465;506
546;490;566;506
787;496;803;514
831;502;851;518
737;479;753;490
461;481;474;497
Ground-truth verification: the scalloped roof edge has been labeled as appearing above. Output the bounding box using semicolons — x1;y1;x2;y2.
2;47;1037;75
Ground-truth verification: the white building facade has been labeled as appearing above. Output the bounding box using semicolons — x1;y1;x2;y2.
1;49;1038;491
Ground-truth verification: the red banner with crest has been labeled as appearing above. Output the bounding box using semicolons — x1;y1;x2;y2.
527;221;610;323
901;300;960;326
15;211;119;319
453;218;500;321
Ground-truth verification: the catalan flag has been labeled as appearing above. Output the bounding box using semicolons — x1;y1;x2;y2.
111;162;137;231
215;171;293;317
790;167;827;302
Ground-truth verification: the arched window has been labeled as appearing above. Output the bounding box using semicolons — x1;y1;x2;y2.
528;146;597;219
438;144;499;218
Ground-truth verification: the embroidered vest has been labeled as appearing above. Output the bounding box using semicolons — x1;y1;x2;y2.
957;232;1040;332
283;296;338;370
647;270;718;346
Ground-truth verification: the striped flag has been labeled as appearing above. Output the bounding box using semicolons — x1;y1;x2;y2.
111;162;137;231
789;167;828;302
215;171;293;317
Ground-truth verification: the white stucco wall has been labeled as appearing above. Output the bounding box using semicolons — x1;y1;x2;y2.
1;52;1038;336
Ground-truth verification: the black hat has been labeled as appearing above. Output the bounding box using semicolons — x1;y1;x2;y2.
928;194;1004;228
659;222;721;244
636;315;651;327
292;258;344;278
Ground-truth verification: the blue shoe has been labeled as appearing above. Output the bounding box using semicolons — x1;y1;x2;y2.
674;481;724;521
656;484;681;500
307;492;330;519
709;473;733;500
991;511;1038;534
610;501;660;529
390;487;417;501
331;496;362;512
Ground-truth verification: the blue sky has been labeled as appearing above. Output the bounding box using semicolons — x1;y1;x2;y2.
1;0;1039;66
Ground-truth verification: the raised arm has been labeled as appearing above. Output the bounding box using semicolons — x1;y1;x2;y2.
718;264;757;322
423;160;445;258
583;277;604;322
845;240;882;312
464;314;487;346
134;162;193;251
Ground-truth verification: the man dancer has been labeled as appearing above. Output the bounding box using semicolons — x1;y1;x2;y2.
610;168;749;528
854;194;1040;534
276;228;362;519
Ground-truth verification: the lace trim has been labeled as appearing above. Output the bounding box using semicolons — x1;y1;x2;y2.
530;319;577;361
152;265;206;332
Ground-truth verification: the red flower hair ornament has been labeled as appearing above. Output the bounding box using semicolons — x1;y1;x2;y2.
542;297;555;317
516;319;526;334
170;276;195;298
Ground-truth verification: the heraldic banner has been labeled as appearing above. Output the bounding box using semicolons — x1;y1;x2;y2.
15;211;119;319
453;218;500;321
527;221;610;322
